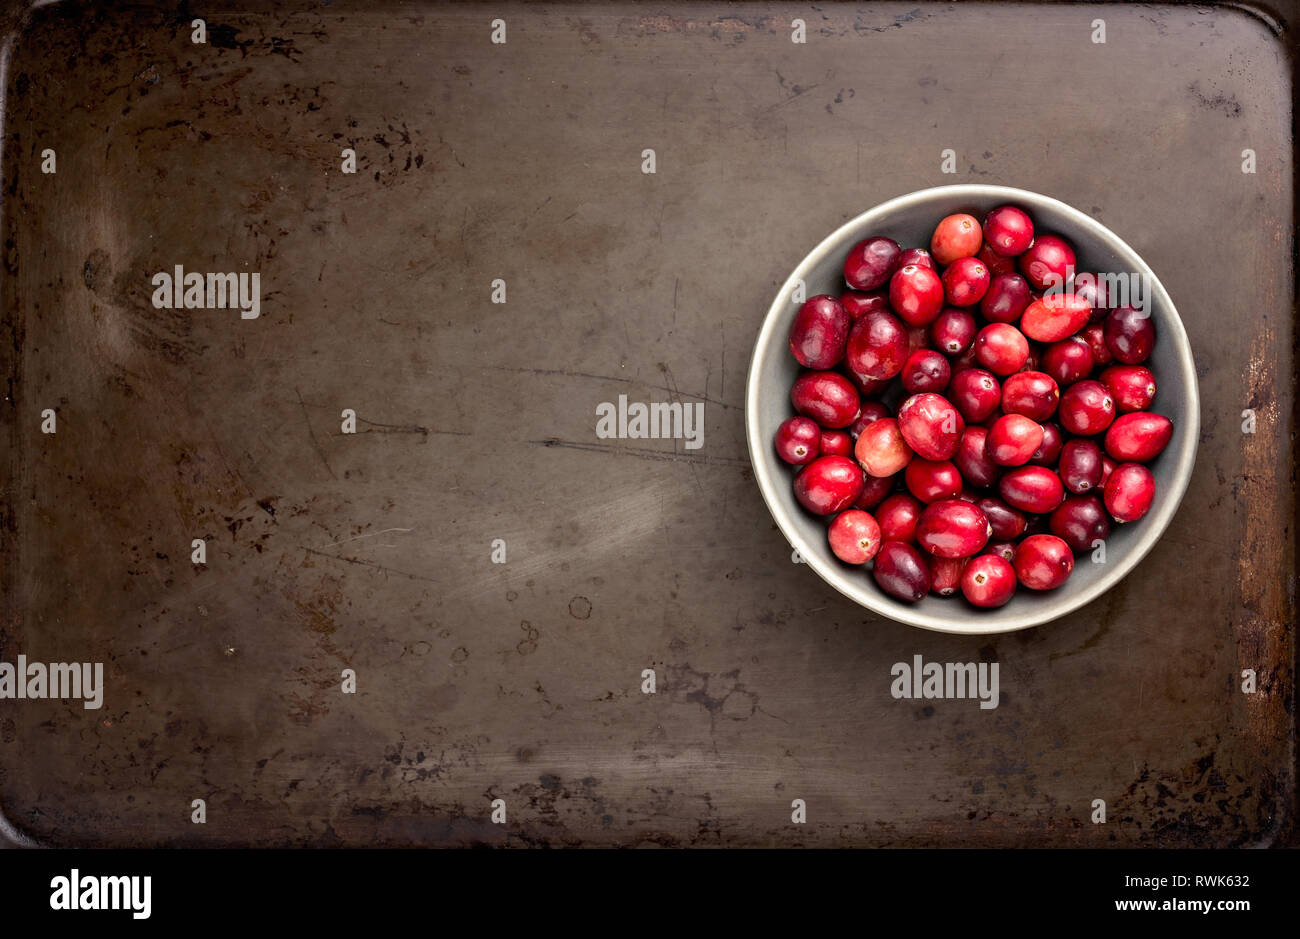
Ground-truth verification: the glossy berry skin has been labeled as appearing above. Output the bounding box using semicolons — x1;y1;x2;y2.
790;371;860;428
901;348;952;394
1104;413;1173;463
854;417;914;477
930;213;983;266
999;465;1066;514
876;493;923;543
1001;370;1060;422
1018;234;1076;291
955;426;1000;488
987;414;1044;467
848;401;891;439
1081;323;1113;367
977;496;1027;540
1104;307;1156;365
930;308;977;355
982;205;1035;257
1058;438;1104;494
1100;365;1157;413
928;555;968;597
916;499;992;559
905;458;963;503
843;236;902;291
897;392;965;461
1103;462;1155;523
961;554;1017;607
983;540;1016;564
873;541;932;601
1013;534;1074;590
1019;293;1092;343
977;243;1017;276
788;295;851;369
774;416;821;465
949;369;1001;423
854;473;895;510
828;509;883;564
1072;272;1114;320
897;247;935;270
793;455;864;516
1041;336;1094;387
974;323;1030;376
941;257;990;307
1099;454;1117;488
1058;380;1116;436
889;264;946;326
840;290;891;322
1028;421;1064;466
819;429;853;457
846;309;909;381
979;272;1032;324
1050;495;1111;552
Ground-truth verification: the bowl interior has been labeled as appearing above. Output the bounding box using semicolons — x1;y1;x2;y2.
745;185;1199;634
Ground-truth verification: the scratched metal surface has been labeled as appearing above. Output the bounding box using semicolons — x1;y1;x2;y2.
0;1;1294;847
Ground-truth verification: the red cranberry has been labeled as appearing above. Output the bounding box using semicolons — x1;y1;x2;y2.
840;290;891;322
828;509;883;564
854;417;914;477
949;368;1001;423
774;416;821;465
1104;412;1173;463
1103;462;1155;523
1013;534;1074;590
1099;454;1117;487
847;371;892;397
930;213;983;265
1028;421;1064;466
905;324;931;356
854;473;895;510
820;429;853;457
788;295;851;369
846;309;909;381
844;236;902;291
983;540;1016;563
977;243;1017;276
898;247;935;270
1050;495;1111;552
848;401;891;438
974;323;1030;376
977;496;1027;540
1081;323;1113;367
1104;306;1155;365
998;465;1065;514
897;392;965;461
941;257;990;307
987;414;1044;467
928;555;968;597
929;308;977;356
1041;336;1094;387
955;426;1000;488
901;348;952;394
888;264;945;326
905;458;963;503
982;205;1035;256
873;541;931;601
793;455;864;516
1018;234;1076;291
1019;293;1092;343
916;499;991;559
790;370;860;428
979;272;1032;324
1058;438;1103;494
1072;272;1115;319
876;493;923;543
1058;380;1115;436
961;554;1017;607
1099;365;1157;413
1000;370;1059;422
950;343;980;374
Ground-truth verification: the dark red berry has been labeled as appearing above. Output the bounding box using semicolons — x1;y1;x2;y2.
961;554;1017;608
1041;336;1094;387
1104;412;1173;463
1013;534;1074;590
928;555;968;597
1050;494;1111;552
1028;421;1064;466
954;425;1000;488
876;493;923;543
1058;379;1115;436
979;272;1032;324
1103;462;1155;523
982;205;1035;257
775;416;821;465
929;308;977;356
839;290;891;322
1081;323;1113;367
977;243;1017;276
897;247;935;270
1104;306;1156;365
1000;370;1060;422
848;400;891;439
845;309;909;381
790;370;860;428
897;392;965;461
843;236;902;291
793;455;864;515
854;472;895;510
1058;438;1104;494
905;458;963;503
873;541;932;601
1018;234;1076;291
916;499;992;559
977;496;1027;540
820;429;853;457
901;348;952;394
1099;365;1157;413
889;264;946;326
949;368;1001;423
986;414;1044;467
788;295;851;369
983;540;1016;563
941;256;990;307
998;465;1066;514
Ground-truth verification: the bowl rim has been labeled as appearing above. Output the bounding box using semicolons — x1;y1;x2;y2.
744;184;1201;635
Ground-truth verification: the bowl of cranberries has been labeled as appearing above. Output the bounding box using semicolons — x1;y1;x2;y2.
746;185;1199;633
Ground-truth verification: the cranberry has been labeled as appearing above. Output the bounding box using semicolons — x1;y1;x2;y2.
854;417;914;477
951;343;980;373
1104;306;1155;365
986;414;1044;467
905;324;931;356
983;540;1017;563
1072;272;1115;319
1099;365;1157;413
977;496;1027;540
788;295;851;369
977;243;1017;276
905;458;963;503
1041;336;1094;387
929;308;977;356
901;348;952;394
930;213;983;266
840;290;891;322
1058;438;1103;494
846;309;909;381
854;473;895;510
974;323;1030;376
1050;494;1111;552
928;555;968;597
888;264;945;326
1081;323;1113;367
820;429;853;457
1103;462;1155;523
916;499;991;559
960;554;1016;607
1000;370;1059;422
897;392;965;461
897;247;935;270
955;426;1000;488
998;465;1065;514
774;416;821;465
1013;534;1074;590
843;236;902;291
1018;234;1076;291
949;368;1001;423
828;509;883;564
979;272;1032;324
794;455;864;515
873;541;932;602
876;493;923;542
790;370;860;428
1104;412;1173;463
1099;454;1117;487
1019;293;1092;343
1058;380;1115;436
848;401;891;439
982;205;1035;257
1029;421;1064;466
847;371;892;397
941;257;990;307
